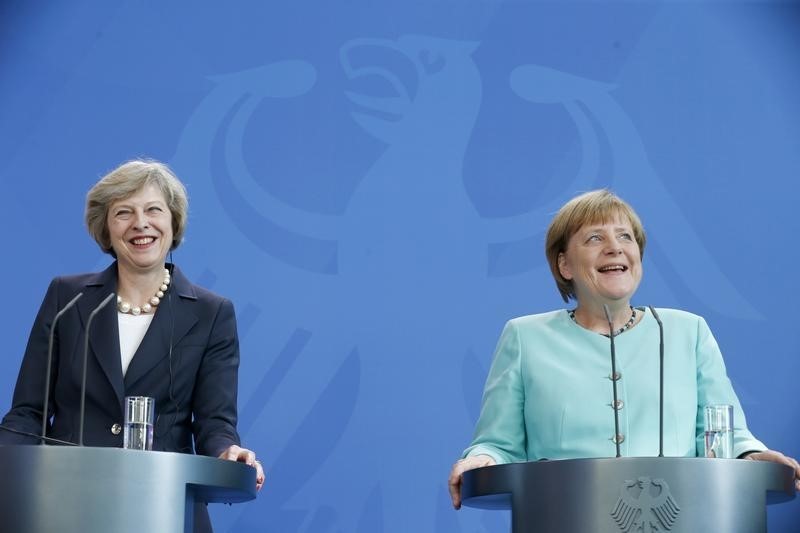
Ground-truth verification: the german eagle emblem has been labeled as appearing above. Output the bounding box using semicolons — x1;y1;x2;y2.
610;476;680;532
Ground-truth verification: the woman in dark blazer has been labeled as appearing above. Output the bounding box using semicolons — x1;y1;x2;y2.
0;159;264;530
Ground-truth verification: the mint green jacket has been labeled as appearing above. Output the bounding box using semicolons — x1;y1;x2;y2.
463;308;766;463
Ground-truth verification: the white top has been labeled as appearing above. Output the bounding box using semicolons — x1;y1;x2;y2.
117;312;155;376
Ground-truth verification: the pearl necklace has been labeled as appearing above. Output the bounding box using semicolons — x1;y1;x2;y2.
117;268;171;315
568;306;637;337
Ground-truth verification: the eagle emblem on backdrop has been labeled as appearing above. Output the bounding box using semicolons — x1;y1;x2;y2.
172;29;751;531
611;477;680;532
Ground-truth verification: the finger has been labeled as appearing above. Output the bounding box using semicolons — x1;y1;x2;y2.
219;445;242;461
448;462;466;509
448;456;496;509
447;457;486;508
752;451;800;477
773;452;794;469
230;447;255;464
255;461;265;491
242;450;256;466
449;461;465;479
448;476;462;510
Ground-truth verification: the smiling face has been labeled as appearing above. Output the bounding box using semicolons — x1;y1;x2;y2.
557;216;643;307
106;183;173;275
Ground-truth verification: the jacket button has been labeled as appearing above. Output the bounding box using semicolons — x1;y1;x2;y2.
609;371;622;381
612;433;625;444
612;400;624;410
111;423;122;435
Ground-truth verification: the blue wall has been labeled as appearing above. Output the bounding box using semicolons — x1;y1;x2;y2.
1;1;798;531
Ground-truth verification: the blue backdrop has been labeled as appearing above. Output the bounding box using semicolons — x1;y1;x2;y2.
1;1;798;531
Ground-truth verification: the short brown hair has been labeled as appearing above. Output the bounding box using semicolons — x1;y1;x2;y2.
545;190;646;302
85;159;188;256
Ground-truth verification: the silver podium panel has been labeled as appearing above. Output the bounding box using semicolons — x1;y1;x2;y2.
462;457;795;533
0;446;256;533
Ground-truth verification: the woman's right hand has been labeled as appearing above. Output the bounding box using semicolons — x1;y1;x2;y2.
448;454;496;509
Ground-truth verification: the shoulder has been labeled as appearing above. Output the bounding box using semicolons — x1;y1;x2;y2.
191;284;233;311
49;262;116;290
44;267;112;300
509;309;567;325
647;307;716;345
649;307;706;328
506;310;568;335
170;265;234;313
54;272;102;288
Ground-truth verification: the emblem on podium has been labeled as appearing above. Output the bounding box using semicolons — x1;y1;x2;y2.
611;476;681;532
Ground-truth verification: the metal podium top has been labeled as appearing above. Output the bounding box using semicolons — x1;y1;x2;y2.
462;457;795;533
0;445;257;533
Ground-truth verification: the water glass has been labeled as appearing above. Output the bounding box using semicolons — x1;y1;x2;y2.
704;404;733;459
123;396;155;451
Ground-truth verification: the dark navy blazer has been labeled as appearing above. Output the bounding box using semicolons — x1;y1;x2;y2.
0;262;241;458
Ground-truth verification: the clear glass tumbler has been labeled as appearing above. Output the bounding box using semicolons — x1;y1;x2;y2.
123;396;155;451
704;404;734;459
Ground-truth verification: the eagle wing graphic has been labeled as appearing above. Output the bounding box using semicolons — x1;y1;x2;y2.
610;479;642;532
649;478;681;529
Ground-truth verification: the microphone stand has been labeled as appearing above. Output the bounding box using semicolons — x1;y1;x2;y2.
649;306;665;457
602;305;622;458
41;292;83;444
78;292;115;446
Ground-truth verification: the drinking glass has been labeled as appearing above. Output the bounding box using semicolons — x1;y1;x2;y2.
704;404;733;459
123;396;155;451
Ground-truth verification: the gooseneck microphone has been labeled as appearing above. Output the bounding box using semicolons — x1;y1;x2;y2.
649;306;665;457
78;292;116;446
602;304;622;458
41;292;84;443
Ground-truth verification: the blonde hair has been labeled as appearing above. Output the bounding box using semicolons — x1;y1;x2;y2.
85;159;188;256
545;190;646;302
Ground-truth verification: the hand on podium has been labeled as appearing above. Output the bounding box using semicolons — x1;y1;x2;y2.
448;454;496;509
742;449;800;491
219;445;266;491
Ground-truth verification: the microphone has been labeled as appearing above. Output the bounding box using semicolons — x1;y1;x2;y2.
648;306;665;457
41;292;83;444
78;292;116;446
602;304;622;458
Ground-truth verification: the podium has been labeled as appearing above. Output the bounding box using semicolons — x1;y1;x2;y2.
462;457;795;533
0;446;256;533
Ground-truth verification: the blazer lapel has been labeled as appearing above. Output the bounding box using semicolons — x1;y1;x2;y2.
76;263;125;405
123;265;198;389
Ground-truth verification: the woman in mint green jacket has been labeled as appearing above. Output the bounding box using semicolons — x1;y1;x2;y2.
448;190;800;509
